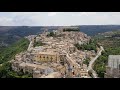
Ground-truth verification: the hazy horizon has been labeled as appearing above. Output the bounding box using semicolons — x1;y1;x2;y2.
0;12;120;26
0;24;120;27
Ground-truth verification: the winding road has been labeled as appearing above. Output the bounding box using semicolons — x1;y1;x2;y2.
27;41;33;51
88;46;104;78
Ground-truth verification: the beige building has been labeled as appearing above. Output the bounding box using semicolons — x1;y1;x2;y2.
80;68;89;78
34;52;60;63
40;72;62;78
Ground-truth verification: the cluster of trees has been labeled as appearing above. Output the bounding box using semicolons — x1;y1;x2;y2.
0;46;6;52
33;41;45;47
46;31;65;38
0;38;29;64
0;62;32;78
63;28;79;32
0;38;32;78
83;58;90;66
47;32;56;37
74;39;97;52
93;32;120;78
94;47;120;78
93;52;107;77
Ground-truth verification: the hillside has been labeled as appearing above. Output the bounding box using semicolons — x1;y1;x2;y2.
79;25;120;36
1;26;120;78
1;25;120;50
93;30;120;77
0;26;44;46
1;25;120;46
0;38;30;64
0;38;32;78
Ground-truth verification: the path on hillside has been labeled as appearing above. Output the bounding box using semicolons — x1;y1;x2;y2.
88;46;104;78
27;41;33;51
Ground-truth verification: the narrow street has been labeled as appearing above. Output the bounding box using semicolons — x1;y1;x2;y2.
66;54;80;69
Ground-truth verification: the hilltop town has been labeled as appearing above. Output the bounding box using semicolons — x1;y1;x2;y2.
11;27;100;78
1;12;120;78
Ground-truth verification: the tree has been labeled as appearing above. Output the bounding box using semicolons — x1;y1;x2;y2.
33;41;45;47
0;62;32;78
74;40;97;52
0;38;29;64
63;28;79;32
83;58;90;66
47;32;56;37
0;38;33;78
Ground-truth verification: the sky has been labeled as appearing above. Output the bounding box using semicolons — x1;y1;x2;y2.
0;12;120;26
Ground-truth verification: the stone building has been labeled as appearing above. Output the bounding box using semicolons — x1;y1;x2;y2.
40;72;62;78
69;45;76;54
33;52;60;63
80;68;89;78
12;61;52;78
105;55;120;78
33;67;54;78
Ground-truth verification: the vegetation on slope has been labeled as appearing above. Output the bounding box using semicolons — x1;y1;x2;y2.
0;62;32;78
33;40;46;47
0;38;29;64
1;25;120;47
0;26;44;47
74;39;98;67
63;28;79;32
47;31;56;37
93;31;120;77
83;58;90;66
0;38;32;78
74;39;97;52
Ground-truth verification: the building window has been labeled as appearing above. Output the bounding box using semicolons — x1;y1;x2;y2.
47;56;48;59
40;72;43;74
51;57;53;61
73;72;74;75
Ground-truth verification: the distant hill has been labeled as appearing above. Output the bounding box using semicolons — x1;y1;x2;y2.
79;25;120;36
0;38;29;64
1;25;120;48
0;26;44;46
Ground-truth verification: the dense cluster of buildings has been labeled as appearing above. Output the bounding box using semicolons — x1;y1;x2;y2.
11;27;96;78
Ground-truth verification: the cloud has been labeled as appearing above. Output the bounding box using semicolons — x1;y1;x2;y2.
0;12;120;26
48;12;57;16
72;12;97;16
79;12;88;16
0;17;14;26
